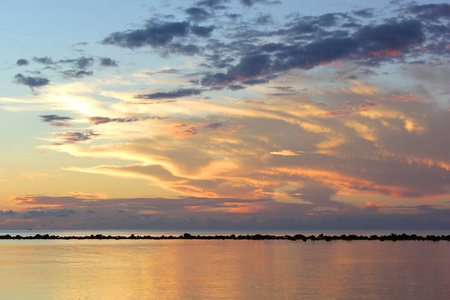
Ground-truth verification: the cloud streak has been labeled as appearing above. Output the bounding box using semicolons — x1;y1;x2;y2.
135;88;202;100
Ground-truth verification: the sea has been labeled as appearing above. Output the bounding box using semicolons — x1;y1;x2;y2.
0;229;449;300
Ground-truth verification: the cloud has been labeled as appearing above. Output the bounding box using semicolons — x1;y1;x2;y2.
0;210;18;216
185;7;212;22
196;0;229;10
54;92;448;201
355;20;424;53
270;150;300;156
40;114;73;127
87;116;162;125
174;124;197;137
62;70;93;79
55;130;99;143
16;59;29;66
145;68;180;75
408;3;450;21
203;122;221;131
191;25;215;37
8;1;449;230
135;88;202;100
20;172;59;180
352;8;374;18
33;56;55;65
102;21;191;49
101;18;217;56
197;17;427;90
4;194;449;230
14;73;50;89
255;14;273;25
95;2;444;93
99;57;118;67
67;191;109;199
240;0;280;6
59;56;94;70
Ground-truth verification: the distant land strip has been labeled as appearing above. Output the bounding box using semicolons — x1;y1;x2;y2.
0;233;449;241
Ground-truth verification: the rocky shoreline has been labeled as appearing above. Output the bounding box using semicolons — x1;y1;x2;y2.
0;233;449;241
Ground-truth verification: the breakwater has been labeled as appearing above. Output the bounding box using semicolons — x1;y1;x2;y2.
0;233;449;241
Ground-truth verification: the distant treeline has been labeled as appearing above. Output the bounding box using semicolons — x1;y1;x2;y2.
0;233;449;241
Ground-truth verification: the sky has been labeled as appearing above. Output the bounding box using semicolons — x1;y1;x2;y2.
0;0;449;230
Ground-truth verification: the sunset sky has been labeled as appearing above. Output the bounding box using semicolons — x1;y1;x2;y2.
1;0;449;230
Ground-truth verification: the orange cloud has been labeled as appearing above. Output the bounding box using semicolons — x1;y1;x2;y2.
68;191;109;199
220;202;265;213
263;167;435;200
9;196;64;207
370;49;403;57
380;93;429;103
0;218;36;225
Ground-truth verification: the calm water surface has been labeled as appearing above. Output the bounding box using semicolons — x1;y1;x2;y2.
0;232;449;299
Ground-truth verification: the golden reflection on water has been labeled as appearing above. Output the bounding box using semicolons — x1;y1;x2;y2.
0;240;449;299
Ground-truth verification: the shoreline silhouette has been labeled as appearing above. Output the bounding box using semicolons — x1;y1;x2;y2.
0;233;449;241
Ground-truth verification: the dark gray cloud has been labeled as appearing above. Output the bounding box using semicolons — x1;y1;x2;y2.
203;122;222;130
165;43;200;56
196;0;229;10
200;54;273;88
16;59;29;66
40;115;72;122
352;8;374;18
354;20;424;53
145;69;180;76
191;25;215;37
408;3;450;21
97;1;436;92
62;70;93;79
94;1;450;92
55;130;99;143
40;115;73;127
242;77;271;85
59;56;94;70
33;56;55;65
227;13;241;20
102;21;191;49
240;0;280;6
14;73;50;89
135;88;202;100
87;116;162;125
102;19;218;56
99;57;118;67
22;208;76;219
31;56;96;71
255;14;273;25
199;18;427;89
0;210;18;216
203;54;235;69
229;54;272;79
185;7;212;22
30;56;97;80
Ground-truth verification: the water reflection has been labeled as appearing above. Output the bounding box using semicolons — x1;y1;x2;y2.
0;240;448;299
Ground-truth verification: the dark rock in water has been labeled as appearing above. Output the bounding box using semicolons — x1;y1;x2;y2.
0;233;448;241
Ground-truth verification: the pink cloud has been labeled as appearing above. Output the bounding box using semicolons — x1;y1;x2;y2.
380;93;430;103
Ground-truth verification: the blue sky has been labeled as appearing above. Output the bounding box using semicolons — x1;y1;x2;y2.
0;0;449;230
